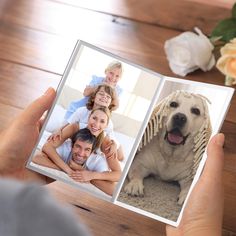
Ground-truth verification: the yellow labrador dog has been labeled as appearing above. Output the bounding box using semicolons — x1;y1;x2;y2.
124;90;212;205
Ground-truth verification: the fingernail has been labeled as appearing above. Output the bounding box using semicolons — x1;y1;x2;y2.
216;133;225;147
43;87;55;96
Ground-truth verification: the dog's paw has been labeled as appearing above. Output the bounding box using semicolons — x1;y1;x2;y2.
177;189;188;205
124;179;144;196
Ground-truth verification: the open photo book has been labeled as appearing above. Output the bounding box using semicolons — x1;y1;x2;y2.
27;40;234;227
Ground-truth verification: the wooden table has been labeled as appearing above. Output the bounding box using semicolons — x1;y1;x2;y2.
0;1;235;235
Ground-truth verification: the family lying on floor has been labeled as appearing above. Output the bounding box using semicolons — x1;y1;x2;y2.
33;61;125;195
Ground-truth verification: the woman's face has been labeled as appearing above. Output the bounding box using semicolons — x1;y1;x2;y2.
87;110;108;136
105;67;122;86
94;87;112;108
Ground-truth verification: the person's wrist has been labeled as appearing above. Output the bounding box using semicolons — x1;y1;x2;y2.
111;140;117;149
65;166;72;174
184;228;221;236
92;171;99;180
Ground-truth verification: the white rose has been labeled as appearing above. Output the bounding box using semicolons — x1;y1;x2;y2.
164;28;215;76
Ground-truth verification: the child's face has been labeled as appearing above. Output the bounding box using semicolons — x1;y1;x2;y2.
105;67;122;86
87;110;108;137
94;87;112;108
71;140;93;164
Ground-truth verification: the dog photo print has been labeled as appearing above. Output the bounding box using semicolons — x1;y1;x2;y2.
116;78;234;226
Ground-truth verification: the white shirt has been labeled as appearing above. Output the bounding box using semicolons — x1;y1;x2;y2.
56;139;72;164
85;149;109;172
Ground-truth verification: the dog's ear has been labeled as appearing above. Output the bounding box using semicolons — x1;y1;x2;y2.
191;102;212;180
205;122;212;144
137;98;168;151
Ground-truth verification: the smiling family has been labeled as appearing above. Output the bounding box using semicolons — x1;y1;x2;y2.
33;61;124;195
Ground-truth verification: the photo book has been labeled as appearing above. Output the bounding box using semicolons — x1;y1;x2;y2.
27;40;234;226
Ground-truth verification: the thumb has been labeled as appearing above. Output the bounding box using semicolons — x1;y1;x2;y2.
18;88;56;125
201;133;225;182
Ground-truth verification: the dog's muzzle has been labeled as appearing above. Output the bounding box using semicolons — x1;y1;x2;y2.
165;113;189;145
165;128;189;145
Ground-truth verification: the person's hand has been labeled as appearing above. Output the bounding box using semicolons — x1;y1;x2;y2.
69;159;84;171
47;128;63;142
64;166;76;176
102;139;117;159
0;88;56;181
166;133;225;236
69;170;94;183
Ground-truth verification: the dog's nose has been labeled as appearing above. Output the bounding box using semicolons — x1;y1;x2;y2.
172;113;187;127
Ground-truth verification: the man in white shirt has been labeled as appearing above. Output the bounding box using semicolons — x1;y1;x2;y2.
33;128;109;175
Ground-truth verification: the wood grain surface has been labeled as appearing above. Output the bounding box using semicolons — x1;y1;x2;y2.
0;0;235;235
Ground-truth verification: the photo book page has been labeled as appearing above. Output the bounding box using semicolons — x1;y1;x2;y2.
27;40;234;227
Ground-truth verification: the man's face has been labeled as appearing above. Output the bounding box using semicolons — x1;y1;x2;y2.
71;139;93;165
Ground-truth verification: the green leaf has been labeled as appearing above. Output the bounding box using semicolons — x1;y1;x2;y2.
209;36;222;43
232;2;236;18
211;18;236;42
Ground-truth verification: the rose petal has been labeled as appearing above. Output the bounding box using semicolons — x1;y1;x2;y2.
186;29;215;70
164;27;215;76
169;61;198;76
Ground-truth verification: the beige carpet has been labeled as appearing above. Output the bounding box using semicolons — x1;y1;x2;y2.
118;176;182;222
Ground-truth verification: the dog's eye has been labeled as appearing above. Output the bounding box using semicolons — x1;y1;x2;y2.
191;107;201;116
170;101;178;108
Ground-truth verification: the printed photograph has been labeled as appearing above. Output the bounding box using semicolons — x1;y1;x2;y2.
27;41;162;200
116;78;232;225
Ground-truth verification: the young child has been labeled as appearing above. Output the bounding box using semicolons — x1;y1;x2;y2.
64;60;123;120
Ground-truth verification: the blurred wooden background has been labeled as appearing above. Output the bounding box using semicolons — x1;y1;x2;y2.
0;0;235;235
